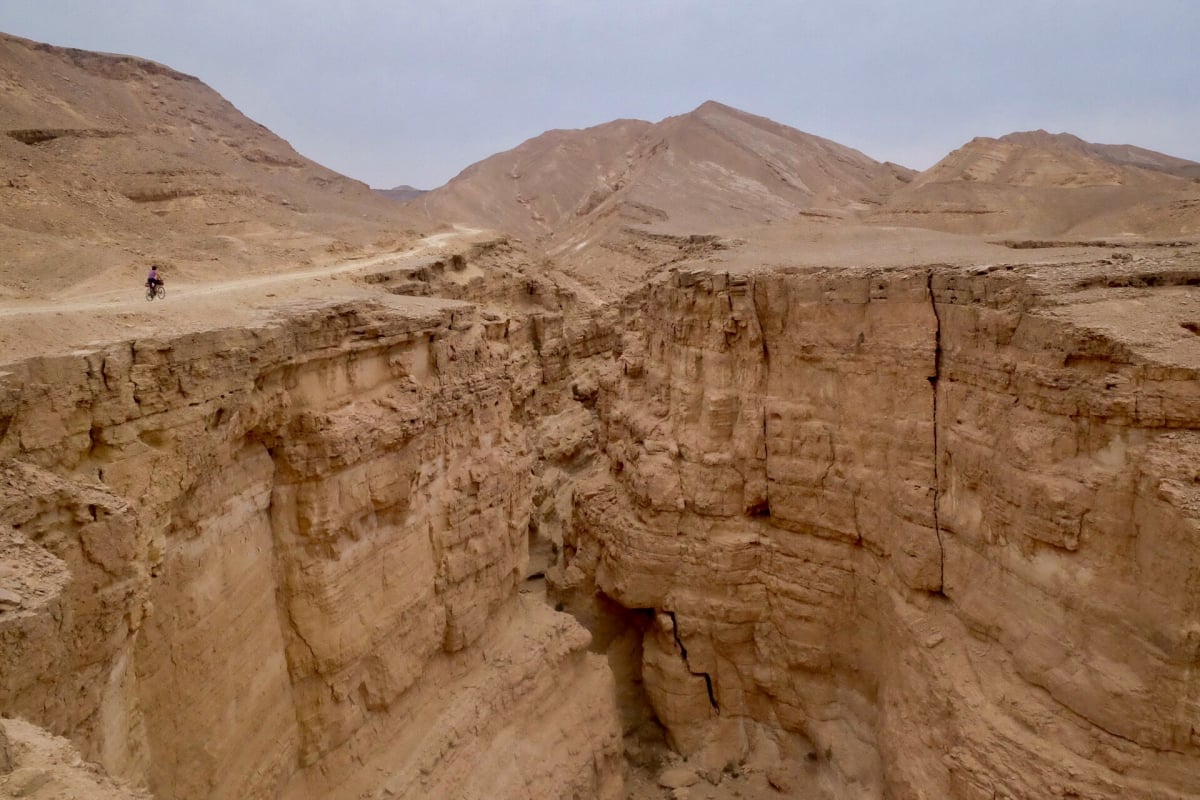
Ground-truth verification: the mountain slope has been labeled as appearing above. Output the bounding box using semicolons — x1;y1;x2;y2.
0;32;419;299
873;130;1200;237
376;185;428;202
415;101;914;245
413;117;656;240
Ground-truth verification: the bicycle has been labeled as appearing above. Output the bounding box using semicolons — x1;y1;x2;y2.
145;282;166;301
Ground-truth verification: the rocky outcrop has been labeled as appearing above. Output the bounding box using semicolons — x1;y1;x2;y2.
0;717;149;800
3;253;1200;799
554;261;1200;798
0;296;622;799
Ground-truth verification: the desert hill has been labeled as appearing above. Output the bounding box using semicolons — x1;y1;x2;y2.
412;117;655;239
415;101;914;244
413;101;916;294
416;108;1200;260
0;32;421;300
997;130;1200;180
872;130;1200;237
376;184;428;202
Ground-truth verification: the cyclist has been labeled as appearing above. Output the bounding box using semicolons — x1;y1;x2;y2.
146;265;163;292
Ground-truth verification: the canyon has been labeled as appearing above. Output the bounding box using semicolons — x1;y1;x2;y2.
4;232;1200;799
4;29;1200;800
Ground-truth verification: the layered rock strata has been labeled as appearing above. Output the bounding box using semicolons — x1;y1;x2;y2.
555;261;1200;798
3;254;1200;799
0;296;622;799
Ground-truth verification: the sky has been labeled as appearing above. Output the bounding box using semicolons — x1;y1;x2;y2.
2;1;1197;189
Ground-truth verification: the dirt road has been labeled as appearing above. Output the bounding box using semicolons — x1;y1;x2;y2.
0;228;482;364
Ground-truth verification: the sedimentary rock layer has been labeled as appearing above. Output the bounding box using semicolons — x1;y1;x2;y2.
0;296;622;799
557;261;1200;798
3;255;1200;799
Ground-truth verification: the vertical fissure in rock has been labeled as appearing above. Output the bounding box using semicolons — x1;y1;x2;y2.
666;611;720;713
753;275;773;521
260;445;320;670
750;276;770;368
925;269;945;592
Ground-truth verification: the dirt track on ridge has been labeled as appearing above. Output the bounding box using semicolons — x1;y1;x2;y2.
0;229;479;365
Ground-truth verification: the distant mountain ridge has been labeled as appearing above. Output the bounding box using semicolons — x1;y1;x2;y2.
995;131;1200;180
910;130;1200;189
415;101;916;247
873;128;1200;237
417;106;1200;245
376;184;428;202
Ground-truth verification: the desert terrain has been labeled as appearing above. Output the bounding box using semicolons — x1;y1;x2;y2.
3;30;1200;800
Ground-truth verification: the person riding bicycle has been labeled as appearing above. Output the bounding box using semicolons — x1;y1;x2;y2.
146;265;163;291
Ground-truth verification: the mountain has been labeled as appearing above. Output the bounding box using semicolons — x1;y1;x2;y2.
873;130;1200;237
412;117;655;240
990;131;1200;181
0;32;419;298
415;101;915;248
376;184;428;202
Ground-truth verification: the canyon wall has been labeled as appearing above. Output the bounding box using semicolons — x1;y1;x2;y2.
0;296;622;800
557;263;1200;798
3;257;1200;798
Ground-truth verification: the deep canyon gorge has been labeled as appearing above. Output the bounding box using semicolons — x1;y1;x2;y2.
4;244;1200;799
4;29;1200;800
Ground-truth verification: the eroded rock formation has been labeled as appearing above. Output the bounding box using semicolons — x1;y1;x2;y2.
3;250;1200;799
552;260;1200;798
0;297;623;799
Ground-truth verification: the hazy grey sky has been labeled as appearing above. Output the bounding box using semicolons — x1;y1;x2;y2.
2;1;1197;189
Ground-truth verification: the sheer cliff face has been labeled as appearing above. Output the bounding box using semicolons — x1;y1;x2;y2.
0;300;622;800
3;257;1200;799
561;263;1200;797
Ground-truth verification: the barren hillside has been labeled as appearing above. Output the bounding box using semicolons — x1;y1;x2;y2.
0;32;424;300
414;117;655;240
376;184;428;202
873;130;1200;237
414;102;915;291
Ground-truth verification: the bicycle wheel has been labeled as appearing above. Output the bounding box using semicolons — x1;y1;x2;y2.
146;286;156;301
156;285;166;299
